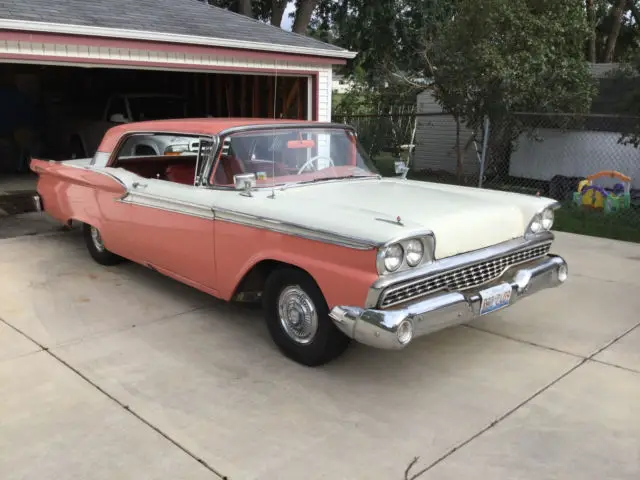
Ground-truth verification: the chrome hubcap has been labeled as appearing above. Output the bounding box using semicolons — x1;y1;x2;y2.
278;286;318;344
90;226;105;252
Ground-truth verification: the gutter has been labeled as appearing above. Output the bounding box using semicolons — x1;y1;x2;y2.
0;19;358;60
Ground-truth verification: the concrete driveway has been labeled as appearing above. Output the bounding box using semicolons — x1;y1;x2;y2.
1;226;639;480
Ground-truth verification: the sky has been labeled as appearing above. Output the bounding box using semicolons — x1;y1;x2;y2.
281;1;296;31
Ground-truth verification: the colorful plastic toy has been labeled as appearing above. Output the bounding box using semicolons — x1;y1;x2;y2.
573;170;632;214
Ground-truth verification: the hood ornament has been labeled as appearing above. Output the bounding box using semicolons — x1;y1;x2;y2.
375;215;404;227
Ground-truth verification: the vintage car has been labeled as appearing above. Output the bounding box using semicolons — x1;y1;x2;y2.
30;118;568;366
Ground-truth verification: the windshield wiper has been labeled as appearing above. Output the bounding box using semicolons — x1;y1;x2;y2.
280;175;378;190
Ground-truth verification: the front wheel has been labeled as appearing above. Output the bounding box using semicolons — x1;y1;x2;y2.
263;268;350;366
82;224;124;266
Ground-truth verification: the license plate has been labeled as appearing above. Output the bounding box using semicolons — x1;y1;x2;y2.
479;283;512;316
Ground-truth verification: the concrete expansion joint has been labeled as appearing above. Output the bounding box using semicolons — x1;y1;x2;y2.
0;316;229;480
406;319;640;479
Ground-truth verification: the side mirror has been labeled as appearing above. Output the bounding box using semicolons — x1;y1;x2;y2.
234;173;256;196
109;113;129;124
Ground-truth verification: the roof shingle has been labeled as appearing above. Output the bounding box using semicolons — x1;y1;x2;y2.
0;0;349;56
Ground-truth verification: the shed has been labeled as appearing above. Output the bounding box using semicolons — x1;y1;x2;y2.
412;89;479;175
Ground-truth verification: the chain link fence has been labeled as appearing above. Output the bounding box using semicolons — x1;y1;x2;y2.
333;109;640;242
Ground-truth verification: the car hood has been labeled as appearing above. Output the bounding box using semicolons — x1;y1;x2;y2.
242;178;556;259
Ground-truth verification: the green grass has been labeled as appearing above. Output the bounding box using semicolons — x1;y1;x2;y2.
553;204;640;243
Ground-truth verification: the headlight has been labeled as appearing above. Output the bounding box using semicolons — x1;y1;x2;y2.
382;243;404;272
405;239;424;267
529;215;543;234
528;207;555;235
541;208;554;230
376;234;435;275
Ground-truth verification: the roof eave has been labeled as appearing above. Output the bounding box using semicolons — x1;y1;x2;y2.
0;19;358;60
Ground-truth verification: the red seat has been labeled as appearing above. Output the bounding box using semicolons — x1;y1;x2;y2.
165;164;196;185
213;155;246;185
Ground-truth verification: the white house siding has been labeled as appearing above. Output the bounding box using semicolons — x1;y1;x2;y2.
413;90;479;175
318;68;332;122
510;129;640;189
0;39;333;122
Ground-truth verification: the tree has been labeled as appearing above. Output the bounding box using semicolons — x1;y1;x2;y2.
202;0;325;32
292;0;321;34
586;0;597;62
603;0;628;62
610;52;640;146
429;0;597;180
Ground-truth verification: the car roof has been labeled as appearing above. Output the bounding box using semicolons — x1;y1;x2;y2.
98;118;344;152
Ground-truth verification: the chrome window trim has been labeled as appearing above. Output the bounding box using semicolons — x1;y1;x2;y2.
107;130;218;169
202;123;359;189
364;231;555;308
215;122;354;138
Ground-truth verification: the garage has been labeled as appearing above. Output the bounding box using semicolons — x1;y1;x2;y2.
0;0;354;187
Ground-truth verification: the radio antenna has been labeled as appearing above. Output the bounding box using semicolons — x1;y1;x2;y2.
268;60;278;199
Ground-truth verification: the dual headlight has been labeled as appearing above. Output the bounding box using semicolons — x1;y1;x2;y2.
377;236;434;275
527;207;555;236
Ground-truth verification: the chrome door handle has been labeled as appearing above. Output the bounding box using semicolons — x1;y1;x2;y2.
132;182;148;189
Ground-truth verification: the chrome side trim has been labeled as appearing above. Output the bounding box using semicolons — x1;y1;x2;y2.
116;191;379;250
119;191;214;220
94;168;128;189
213;207;377;250
364;232;554;308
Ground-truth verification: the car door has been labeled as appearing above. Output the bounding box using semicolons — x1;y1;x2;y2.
126;138;218;291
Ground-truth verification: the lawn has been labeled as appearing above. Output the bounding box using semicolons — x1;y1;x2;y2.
553;205;640;243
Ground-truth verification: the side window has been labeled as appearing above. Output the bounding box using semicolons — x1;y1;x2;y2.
106;97;128;122
115;134;156;160
112;133;206;185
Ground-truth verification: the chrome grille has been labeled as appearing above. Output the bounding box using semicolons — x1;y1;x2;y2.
379;243;552;308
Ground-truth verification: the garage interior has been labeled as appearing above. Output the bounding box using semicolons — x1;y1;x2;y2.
0;63;311;175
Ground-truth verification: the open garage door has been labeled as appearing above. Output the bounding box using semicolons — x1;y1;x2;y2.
0;63;311;172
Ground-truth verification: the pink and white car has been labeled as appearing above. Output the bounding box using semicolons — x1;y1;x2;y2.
30;118;568;366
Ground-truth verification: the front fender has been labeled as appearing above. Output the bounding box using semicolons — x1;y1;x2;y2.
214;220;378;308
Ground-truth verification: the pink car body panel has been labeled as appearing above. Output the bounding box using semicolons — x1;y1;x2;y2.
30;118;378;308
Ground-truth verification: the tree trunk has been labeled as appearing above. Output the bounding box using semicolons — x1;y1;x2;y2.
271;0;287;27
602;0;626;63
237;0;252;17
586;0;596;63
292;0;319;34
455;114;463;183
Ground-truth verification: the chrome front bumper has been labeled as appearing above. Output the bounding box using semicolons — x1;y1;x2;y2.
329;254;568;350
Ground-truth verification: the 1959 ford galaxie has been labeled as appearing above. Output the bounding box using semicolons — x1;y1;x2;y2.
30;118;568;366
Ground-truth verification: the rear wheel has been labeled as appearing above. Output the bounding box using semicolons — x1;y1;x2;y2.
263;268;350;366
83;224;124;266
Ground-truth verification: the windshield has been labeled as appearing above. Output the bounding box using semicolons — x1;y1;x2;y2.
209;127;379;187
128;96;187;121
